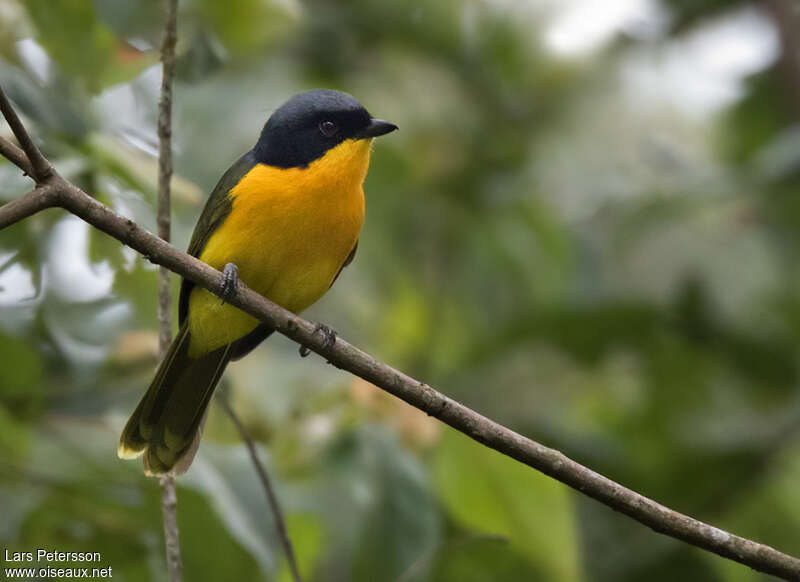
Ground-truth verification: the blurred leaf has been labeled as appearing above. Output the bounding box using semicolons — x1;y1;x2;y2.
0;62;89;140
662;0;748;33
277;513;323;582
316;427;440;582
9;421;161;581
0;406;32;465
433;429;581;582
185;444;281;576
16;488;156;581
23;0;116;93
93;0;163;45
88;226;126;271
711;442;800;581
0;330;42;404
193;0;295;55
175;30;227;82
426;535;546;582
720;68;795;165
113;258;159;330
178;486;267;581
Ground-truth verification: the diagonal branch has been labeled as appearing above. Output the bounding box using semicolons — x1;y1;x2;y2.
217;394;304;582
0;135;34;177
1;95;799;582
0;87;52;182
0;183;59;229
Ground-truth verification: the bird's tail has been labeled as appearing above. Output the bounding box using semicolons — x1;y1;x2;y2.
118;322;231;476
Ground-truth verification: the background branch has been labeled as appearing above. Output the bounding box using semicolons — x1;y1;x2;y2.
0;85;51;181
0;140;797;578
0;135;34;177
155;1;182;581
218;394;304;582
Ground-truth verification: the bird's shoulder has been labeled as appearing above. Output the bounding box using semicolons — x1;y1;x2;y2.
180;150;258;324
186;150;258;258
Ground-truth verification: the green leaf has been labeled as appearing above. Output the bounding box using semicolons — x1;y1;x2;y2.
184;443;281;576
0;330;42;403
196;0;296;55
427;535;546;582
433;429;581;582
23;0;116;93
352;433;440;582
277;513;323;582
88;225;126;272
318;427;441;582
178;487;267;581
112;258;159;330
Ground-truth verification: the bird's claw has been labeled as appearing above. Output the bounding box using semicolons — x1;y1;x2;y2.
298;323;337;358
220;262;239;304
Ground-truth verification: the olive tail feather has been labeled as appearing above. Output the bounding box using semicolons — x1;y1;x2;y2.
118;322;232;476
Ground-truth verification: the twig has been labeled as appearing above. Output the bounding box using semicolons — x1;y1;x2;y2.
0;87;51;182
0;183;58;229
1;97;800;581
217;394;303;582
0;135;34;177
159;474;181;582
157;0;177;355
156;1;181;582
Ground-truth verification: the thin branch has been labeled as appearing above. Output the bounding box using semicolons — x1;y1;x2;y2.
0;184;58;230
217;394;303;582
1;99;800;582
159;474;181;582
157;0;177;355
0;87;51;182
156;1;181;581
0;135;34;177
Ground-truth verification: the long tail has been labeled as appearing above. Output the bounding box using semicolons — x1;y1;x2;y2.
118;322;231;476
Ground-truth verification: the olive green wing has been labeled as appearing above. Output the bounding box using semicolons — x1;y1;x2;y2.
179;150;258;325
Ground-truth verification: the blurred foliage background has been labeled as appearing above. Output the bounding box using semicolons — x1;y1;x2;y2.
0;0;799;580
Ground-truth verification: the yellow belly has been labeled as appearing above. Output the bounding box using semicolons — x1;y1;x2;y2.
187;139;370;356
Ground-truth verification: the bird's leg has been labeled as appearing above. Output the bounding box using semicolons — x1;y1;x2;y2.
219;263;239;304
299;323;338;358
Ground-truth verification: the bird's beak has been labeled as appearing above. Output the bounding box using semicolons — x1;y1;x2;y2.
357;118;398;139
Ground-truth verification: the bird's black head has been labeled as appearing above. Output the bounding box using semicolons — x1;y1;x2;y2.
253;89;397;169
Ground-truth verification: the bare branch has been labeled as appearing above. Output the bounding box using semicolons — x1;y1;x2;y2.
218;395;304;582
0;184;58;230
159;474;182;582
0;86;52;182
156;1;182;581
0;135;34;177
157;0;177;356
1;88;799;582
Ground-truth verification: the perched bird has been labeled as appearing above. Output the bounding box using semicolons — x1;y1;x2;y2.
118;89;397;475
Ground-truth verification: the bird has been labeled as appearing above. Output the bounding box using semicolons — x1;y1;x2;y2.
118;89;397;475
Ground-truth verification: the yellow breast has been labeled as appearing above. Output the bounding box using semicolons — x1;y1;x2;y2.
187;138;371;356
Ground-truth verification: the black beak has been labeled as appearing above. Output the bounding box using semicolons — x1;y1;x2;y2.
357;118;398;139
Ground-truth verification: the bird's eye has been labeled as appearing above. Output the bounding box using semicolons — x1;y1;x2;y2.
319;121;338;137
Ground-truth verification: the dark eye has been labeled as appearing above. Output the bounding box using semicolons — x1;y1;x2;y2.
319;120;338;137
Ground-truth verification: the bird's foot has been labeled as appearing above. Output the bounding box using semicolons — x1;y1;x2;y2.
299;323;338;358
219;263;239;304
